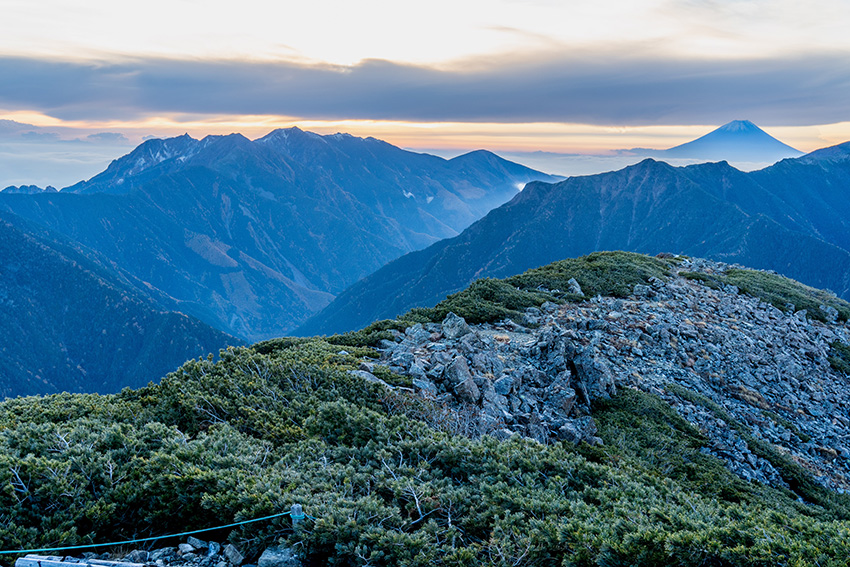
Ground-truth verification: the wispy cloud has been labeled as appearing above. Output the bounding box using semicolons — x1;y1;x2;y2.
85;132;129;143
1;53;848;127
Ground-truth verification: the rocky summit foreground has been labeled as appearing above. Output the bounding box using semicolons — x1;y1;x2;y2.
371;256;850;493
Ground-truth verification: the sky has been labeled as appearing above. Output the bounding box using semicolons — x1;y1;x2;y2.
2;0;850;186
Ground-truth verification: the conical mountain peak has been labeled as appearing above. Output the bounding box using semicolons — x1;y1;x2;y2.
663;120;802;163
716;119;759;133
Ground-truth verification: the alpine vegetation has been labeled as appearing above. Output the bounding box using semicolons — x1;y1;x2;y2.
2;253;850;566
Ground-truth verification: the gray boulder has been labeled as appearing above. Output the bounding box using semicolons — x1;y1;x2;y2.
454;377;481;404
413;378;438;397
258;546;302;567
444;356;481;403
493;376;514;396
442;312;471;339
348;369;393;389
633;283;654;297
124;550;149;563
223;544;244;566
444;356;472;386
573;349;616;399
567;278;584;296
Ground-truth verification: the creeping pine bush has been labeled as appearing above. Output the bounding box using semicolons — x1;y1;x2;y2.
829;341;850;374
406;251;674;326
2;341;850;566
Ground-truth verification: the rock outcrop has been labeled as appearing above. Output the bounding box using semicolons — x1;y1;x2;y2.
43;539;302;567
373;258;850;492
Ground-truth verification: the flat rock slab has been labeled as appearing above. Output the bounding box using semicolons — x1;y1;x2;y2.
16;557;146;567
477;329;536;346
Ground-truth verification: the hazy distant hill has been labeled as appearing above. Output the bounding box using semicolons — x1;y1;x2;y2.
0;213;238;397
300;144;850;335
0;129;557;340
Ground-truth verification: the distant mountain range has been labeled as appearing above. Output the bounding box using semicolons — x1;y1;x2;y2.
494;120;804;177
299;141;850;336
0;212;238;397
1;184;57;194
2;122;843;396
0;128;557;343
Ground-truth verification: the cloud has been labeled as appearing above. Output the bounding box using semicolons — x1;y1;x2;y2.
1;53;849;126
0;119;34;134
85;132;129;143
20;130;61;141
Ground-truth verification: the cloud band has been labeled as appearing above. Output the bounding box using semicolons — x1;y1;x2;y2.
1;53;848;126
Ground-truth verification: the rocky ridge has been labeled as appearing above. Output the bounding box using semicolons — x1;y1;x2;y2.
22;538;301;567
365;258;850;492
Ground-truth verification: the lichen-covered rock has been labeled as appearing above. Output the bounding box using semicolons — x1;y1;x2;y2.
442;312;471;339
413;378;438;397
573;348;616;400
258;546;302;567
348;369;393;389
223;544;244;566
454;376;481;404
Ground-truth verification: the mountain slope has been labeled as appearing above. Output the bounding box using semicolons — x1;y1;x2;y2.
0;129;557;340
0;212;239;397
299;148;850;335
3;253;850;565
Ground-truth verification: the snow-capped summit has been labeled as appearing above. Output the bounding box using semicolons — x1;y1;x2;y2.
715;119;760;133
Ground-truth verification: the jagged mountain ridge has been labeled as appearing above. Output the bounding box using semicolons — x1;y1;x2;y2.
0;212;239;397
0;129;558;341
299;141;850;336
66;127;555;237
1;185;57;194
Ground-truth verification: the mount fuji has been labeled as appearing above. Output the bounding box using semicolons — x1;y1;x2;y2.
656;119;803;163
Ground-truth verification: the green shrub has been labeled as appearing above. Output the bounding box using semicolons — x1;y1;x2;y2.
405;278;553;325
404;251;674;325
5;252;850;565
510;251;673;298
323;319;411;348
680;271;723;289
723;269;850;322
2;357;850;565
828;342;850;374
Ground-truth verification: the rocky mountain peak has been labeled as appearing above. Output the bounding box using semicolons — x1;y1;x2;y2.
716;119;759;133
664;120;803;162
370;256;850;493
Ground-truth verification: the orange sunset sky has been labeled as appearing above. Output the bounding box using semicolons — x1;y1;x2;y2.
2;0;850;185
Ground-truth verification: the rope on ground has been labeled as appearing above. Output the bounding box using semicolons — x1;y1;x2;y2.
0;506;305;555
